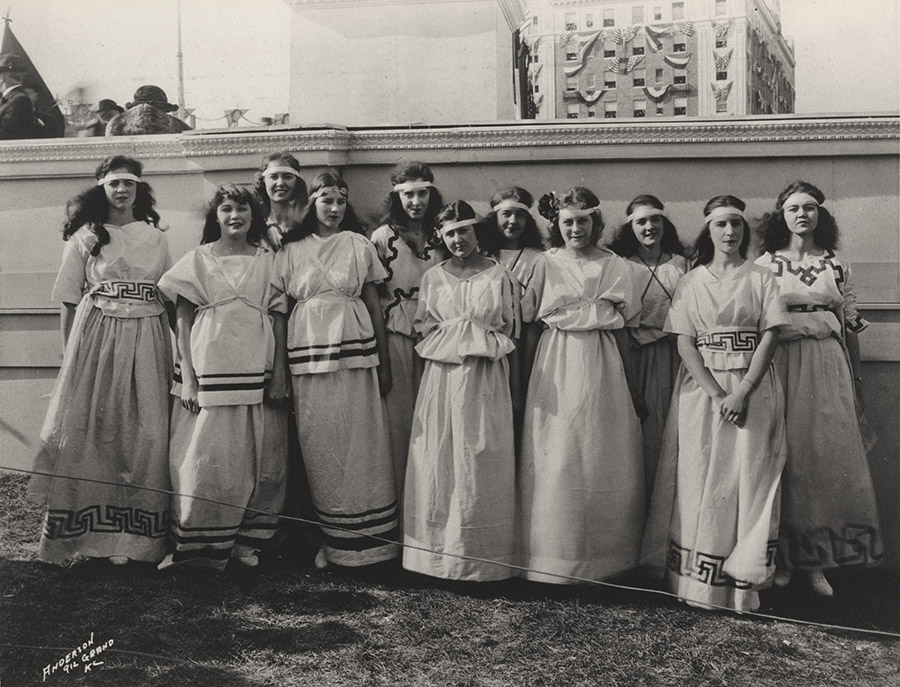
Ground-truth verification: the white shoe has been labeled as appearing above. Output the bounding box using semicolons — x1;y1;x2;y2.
235;555;259;568
774;569;792;587
314;547;329;570
109;556;129;566
808;570;833;597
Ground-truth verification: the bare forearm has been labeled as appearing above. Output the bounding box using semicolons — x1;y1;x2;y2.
676;335;726;401
60;303;77;350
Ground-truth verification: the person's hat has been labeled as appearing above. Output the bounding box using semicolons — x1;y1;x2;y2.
96;99;124;114
0;53;25;74
128;85;178;112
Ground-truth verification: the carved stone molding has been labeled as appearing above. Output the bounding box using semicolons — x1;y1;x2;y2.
1;116;896;164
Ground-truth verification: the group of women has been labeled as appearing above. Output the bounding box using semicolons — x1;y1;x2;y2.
31;152;883;613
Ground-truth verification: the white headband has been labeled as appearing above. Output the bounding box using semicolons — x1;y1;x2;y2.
559;205;601;218
264;166;300;178
439;218;479;234
97;172;140;186
704;206;745;223
494;200;532;214
393;180;434;193
626;206;666;223
310;186;348;200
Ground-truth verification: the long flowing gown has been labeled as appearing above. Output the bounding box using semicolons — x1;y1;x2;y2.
756;250;882;571
518;248;645;583
31;222;172;563
156;244;287;570
403;261;519;581
641;261;789;612
270;231;399;566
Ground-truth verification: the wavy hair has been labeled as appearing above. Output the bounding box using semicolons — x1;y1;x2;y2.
479;186;544;258
762;180;838;253
379;160;444;235
200;184;267;246
542;187;604;248
607;194;687;257
253;151;308;219
692;195;751;267
281;169;365;244
62;155;161;256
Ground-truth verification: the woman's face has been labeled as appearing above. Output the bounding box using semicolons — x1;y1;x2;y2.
441;223;477;259
497;207;530;243
708;212;745;256
399;180;430;220
264;166;298;205
782;192;819;237
559;208;595;250
216;197;253;242
630;207;665;249
315;189;347;230
103;167;137;212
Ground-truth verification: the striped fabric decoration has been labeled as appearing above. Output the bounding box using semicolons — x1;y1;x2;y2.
316;501;399;562
664;53;692;68
173;363;271;406
287;335;378;374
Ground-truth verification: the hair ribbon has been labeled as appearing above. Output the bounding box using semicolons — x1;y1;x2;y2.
97;172;141;186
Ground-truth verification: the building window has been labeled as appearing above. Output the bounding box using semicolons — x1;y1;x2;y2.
566;104;579;119
716;100;728;113
674;97;687;115
605;77;617;89
604;102;617;118
532;16;538;25
673;42;686;53
567;51;578;61
565;13;577;30
655;68;664;82
634;100;647;117
587;109;596;117
716;70;727;80
604;49;617;58
673;70;686;84
532;54;539;63
633;45;645;56
715;0;727;17
672;2;684;20
586;13;594;27
603;9;615;27
654;6;663;20
632;6;644;23
633;69;646;87
716;39;727;48
566;78;577;92
656;105;665;114
534;84;540;93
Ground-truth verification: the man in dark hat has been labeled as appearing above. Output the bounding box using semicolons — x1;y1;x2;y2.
0;53;41;140
106;84;192;136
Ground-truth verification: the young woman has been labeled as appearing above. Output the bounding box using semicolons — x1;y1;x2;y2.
480;186;544;396
608;195;689;495
157;185;287;570
642;195;788;612
254;151;308;251
269;170;398;568
370;161;444;501
31;155;172;565
403;201;520;581
757;181;882;597
518;187;646;584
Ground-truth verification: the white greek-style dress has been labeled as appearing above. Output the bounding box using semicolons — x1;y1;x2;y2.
641;261;789;612
756;250;882;571
624;254;690;496
403;260;519;581
518;248;645;583
498;247;543;293
270;231;399;566
31;223;173;563
156;244;287;570
371;224;442;501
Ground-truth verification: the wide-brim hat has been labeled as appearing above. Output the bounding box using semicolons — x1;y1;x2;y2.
97;98;124;114
0;53;25;74
128;84;178;112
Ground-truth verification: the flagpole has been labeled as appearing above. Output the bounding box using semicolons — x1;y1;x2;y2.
176;0;185;118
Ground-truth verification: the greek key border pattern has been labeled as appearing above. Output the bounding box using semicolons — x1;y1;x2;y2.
1;118;896;163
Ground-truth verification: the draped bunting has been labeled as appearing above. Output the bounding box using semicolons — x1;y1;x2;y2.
612;24;639;44
644;24;669;52
534;93;544;109
677;20;694;36
557;30;575;45
626;54;645;72
664;53;692;68
530;63;543;81
606;55;644;74
710;81;733;101
643;84;671;102
532;35;541;50
605;57;622;74
562;30;601;77
578;88;606;105
713;20;731;39
714;48;733;71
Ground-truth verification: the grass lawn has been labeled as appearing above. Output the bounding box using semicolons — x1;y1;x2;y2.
1;472;898;686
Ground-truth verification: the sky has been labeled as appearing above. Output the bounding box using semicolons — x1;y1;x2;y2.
3;0;899;128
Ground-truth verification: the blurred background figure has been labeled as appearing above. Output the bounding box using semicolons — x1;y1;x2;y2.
86;99;124;136
0;52;40;139
106;84;191;136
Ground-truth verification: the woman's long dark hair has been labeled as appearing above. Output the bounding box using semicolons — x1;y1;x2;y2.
253;151;308;218
543;187;604;248
692;195;751;267
479;186;544;258
762;180;838;253
62;155;161;256
281;169;365;244
200;184;267;246
379;161;444;235
607;194;686;257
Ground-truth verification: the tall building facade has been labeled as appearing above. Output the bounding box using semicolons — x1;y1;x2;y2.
522;0;795;119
